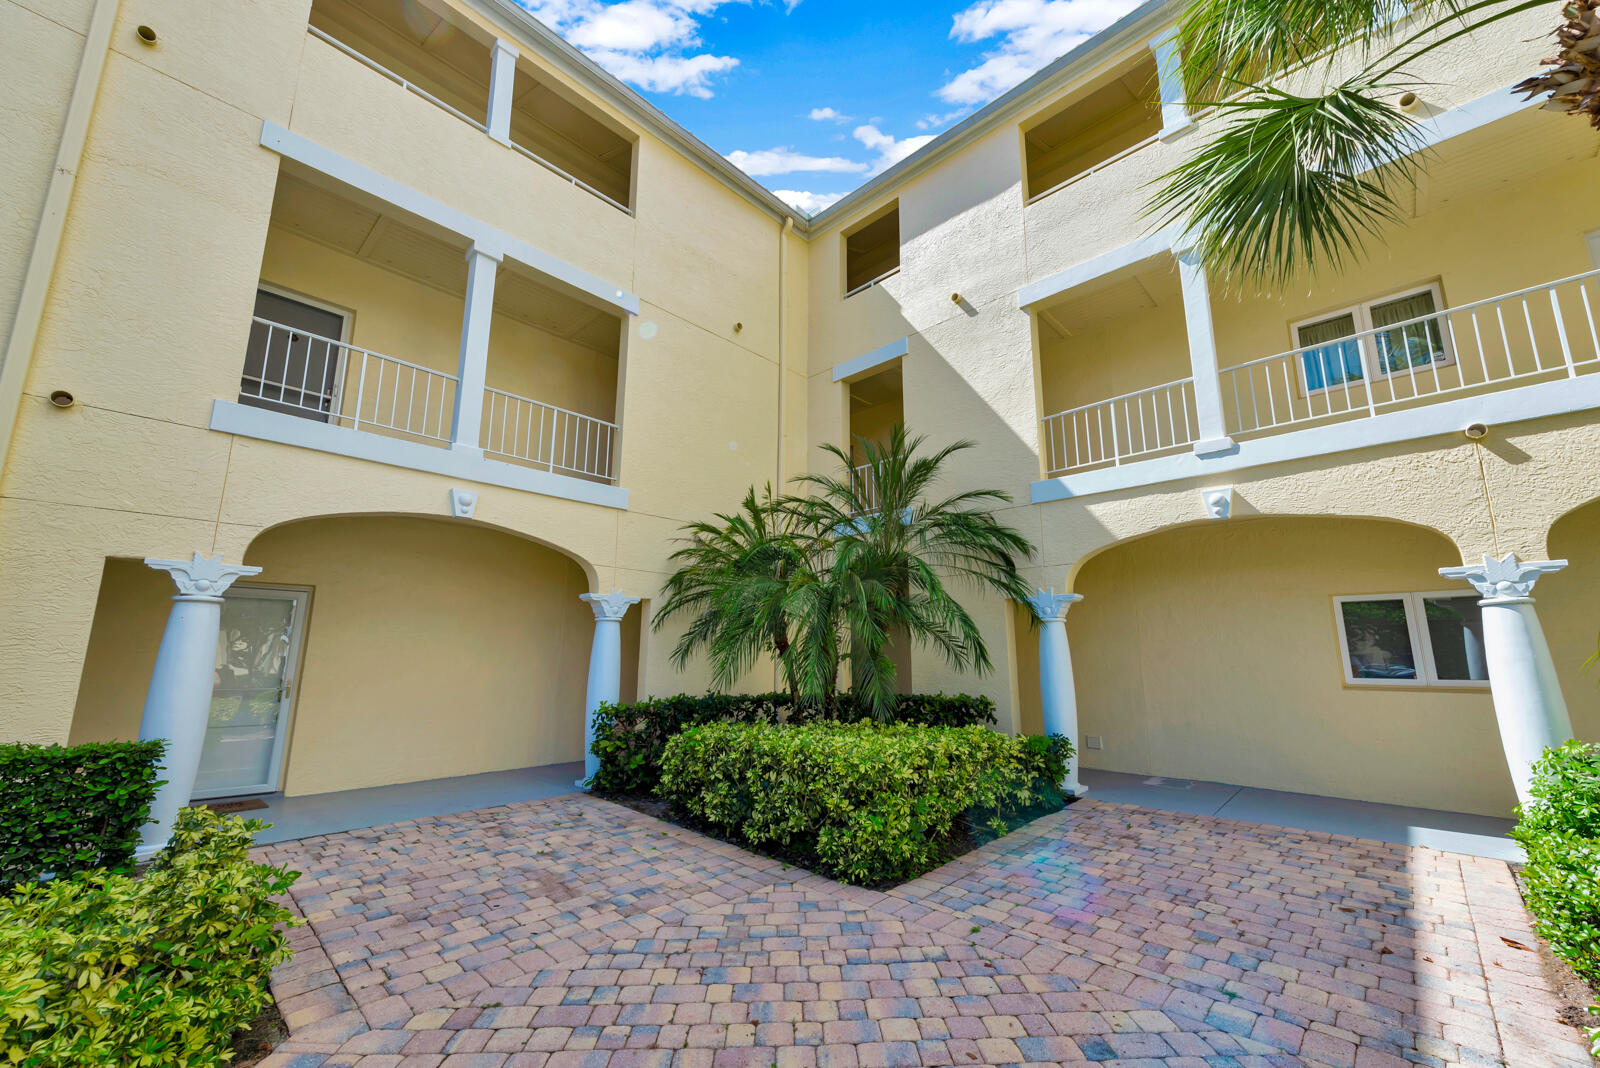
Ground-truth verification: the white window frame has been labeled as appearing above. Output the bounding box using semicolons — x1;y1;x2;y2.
1290;281;1455;398
1332;590;1490;689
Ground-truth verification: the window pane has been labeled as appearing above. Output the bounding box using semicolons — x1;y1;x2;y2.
1423;595;1489;681
1339;599;1417;680
1297;313;1364;389
1370;291;1445;372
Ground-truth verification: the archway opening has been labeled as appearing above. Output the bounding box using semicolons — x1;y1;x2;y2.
68;515;602;798
1057;514;1515;816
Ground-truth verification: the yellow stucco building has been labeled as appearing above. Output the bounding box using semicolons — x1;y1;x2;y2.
3;0;1597;848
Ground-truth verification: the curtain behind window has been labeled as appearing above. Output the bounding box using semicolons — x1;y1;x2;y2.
1370;291;1444;372
1296;312;1364;390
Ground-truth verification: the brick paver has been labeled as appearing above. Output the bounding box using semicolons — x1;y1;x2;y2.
252;795;1593;1067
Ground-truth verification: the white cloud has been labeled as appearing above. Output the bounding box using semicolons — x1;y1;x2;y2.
514;0;744;98
853;124;937;176
725;147;869;176
939;0;1143;105
915;109;970;131
808;106;848;122
773;189;845;214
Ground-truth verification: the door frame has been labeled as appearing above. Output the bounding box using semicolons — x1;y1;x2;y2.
253;282;355;424
191;583;311;800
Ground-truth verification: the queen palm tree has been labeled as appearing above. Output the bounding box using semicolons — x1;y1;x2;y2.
653;427;1036;720
1147;0;1600;287
654;484;813;698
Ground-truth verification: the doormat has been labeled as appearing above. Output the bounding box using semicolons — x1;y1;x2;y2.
205;798;269;814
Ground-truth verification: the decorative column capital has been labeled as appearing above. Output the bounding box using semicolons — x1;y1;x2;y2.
1439;553;1568;603
1024;587;1082;622
145;553;261;601
582;589;640;622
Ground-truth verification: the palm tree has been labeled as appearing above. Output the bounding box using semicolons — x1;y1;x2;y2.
654;484;813;698
1147;0;1600;287
653;427;1036;720
790;427;1037;720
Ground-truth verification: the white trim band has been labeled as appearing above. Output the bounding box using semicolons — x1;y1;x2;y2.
833;337;909;382
211;400;629;510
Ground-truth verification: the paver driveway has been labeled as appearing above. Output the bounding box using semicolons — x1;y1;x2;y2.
254;794;1592;1067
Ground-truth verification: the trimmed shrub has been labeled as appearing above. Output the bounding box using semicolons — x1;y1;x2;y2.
658;721;1070;884
1512;740;1600;986
0;740;166;888
589;691;997;794
0;807;299;1066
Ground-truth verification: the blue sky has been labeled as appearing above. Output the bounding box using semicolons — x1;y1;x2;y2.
512;0;1146;214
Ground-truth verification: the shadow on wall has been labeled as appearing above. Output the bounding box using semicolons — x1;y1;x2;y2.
66;514;632;798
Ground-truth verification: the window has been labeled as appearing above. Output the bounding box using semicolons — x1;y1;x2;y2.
1333;591;1489;687
843;203;900;297
1291;283;1452;394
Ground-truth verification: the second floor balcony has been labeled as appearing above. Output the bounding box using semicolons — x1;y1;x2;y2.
212;163;630;506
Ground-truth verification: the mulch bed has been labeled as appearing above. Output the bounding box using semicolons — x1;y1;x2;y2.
231;998;289;1068
599;791;1076;891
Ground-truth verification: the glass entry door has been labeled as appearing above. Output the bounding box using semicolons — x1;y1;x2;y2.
193;586;308;799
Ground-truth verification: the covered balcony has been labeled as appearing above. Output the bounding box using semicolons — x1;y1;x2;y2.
304;0;635;213
224;164;626;492
1029;104;1600;494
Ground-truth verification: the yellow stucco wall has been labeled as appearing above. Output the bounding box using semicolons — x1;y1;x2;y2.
2;0;1597;820
1066;516;1515;816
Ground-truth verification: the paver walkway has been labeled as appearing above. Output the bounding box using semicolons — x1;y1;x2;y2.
254;794;1593;1067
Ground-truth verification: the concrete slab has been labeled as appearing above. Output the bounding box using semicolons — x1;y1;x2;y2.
244;761;585;843
1080;767;1521;861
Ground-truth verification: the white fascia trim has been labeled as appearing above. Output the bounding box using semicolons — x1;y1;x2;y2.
259;122;640;316
1019;230;1180;308
211;400;629;510
832;337;909;382
1031;374;1600;502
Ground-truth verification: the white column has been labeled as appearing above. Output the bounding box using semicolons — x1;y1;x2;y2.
450;244;502;456
486;39;519;145
1025;588;1088;797
1176;247;1236;456
579;589;640;787
1148;28;1194;141
137;553;263;859
1438;553;1575;806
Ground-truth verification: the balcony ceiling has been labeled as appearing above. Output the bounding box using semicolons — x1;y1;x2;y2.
1035;257;1180;339
268;169;621;356
1414;105;1600;217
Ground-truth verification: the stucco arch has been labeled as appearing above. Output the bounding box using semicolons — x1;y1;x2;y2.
239;508;603;592
1055;510;1464;590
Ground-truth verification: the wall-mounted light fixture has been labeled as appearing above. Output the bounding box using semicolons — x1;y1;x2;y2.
136;25;158;44
48;390;75;408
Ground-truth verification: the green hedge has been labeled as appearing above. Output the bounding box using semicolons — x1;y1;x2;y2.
0;741;166;888
0;807;299;1066
658;721;1069;885
588;691;997;795
1512;740;1600;986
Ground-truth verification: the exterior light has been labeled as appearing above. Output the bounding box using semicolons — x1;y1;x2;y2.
1464;422;1488;440
1398;92;1421;112
48;390;75;408
136;25;158;44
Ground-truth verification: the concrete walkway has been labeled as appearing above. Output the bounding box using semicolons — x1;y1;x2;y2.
1079;769;1520;862
253;792;1591;1067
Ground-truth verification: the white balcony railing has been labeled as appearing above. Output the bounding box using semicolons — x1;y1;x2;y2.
1040;377;1199;477
241;317;457;445
851;462;878;513
481;387;618;483
1221;269;1600;437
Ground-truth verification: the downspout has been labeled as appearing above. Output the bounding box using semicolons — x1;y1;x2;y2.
0;0;120;482
776;215;795;490
774;215;794;695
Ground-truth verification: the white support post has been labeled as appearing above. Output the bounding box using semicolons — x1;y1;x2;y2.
1025;588;1088;797
1149;28;1194;141
1439;554;1575;806
451;245;501;456
137;553;263;859
486;39;518;145
1176;248;1235;456
579;589;640;787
